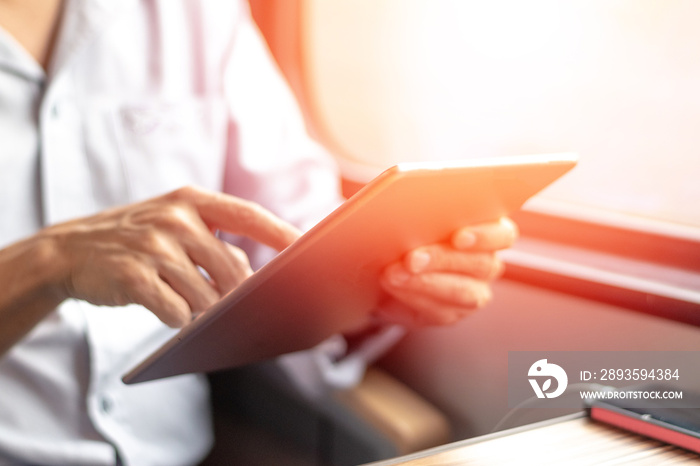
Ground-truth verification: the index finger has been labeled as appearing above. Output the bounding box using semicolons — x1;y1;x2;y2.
451;217;518;252
173;187;302;251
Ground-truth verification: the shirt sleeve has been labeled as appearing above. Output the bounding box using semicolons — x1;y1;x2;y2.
218;3;404;396
220;2;343;269
276;325;407;398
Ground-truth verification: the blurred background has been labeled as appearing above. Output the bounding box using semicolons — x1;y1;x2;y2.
239;0;700;459
252;0;700;229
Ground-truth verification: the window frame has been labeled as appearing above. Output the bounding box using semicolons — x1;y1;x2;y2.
503;204;700;327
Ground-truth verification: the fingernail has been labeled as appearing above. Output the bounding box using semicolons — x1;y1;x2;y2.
492;260;505;278
478;287;493;307
455;231;477;249
503;217;519;244
409;251;431;273
390;268;412;287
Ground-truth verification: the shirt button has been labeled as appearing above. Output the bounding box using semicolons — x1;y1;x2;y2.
100;395;114;414
50;102;61;118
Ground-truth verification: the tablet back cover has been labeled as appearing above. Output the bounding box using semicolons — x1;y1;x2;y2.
124;154;576;384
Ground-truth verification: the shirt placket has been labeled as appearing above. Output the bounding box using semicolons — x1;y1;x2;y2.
39;73;98;226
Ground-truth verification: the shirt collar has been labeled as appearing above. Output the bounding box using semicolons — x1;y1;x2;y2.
48;0;138;80
0;0;137;84
0;25;45;83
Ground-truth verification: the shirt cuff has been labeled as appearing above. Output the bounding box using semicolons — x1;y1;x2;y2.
275;325;406;399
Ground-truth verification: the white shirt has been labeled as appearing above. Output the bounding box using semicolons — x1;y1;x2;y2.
0;1;404;465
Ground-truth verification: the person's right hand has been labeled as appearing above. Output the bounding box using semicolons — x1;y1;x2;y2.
42;186;301;328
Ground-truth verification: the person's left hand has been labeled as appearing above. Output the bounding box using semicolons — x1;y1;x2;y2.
376;217;518;328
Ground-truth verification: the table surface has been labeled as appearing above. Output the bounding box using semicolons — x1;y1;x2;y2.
364;412;700;465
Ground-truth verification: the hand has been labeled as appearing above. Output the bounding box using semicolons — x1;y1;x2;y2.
377;218;518;328
42;186;301;328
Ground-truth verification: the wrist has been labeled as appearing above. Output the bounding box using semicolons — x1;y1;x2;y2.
27;230;70;303
0;232;69;355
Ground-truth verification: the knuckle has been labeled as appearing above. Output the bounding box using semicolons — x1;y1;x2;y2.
139;228;171;256
118;263;150;292
169;185;200;202
228;245;251;267
455;252;497;279
160;203;194;225
115;270;155;308
148;203;199;237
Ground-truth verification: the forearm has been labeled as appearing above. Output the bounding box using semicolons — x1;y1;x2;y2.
0;233;66;357
0;187;301;357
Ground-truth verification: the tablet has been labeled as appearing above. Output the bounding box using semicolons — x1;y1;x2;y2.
123;153;577;384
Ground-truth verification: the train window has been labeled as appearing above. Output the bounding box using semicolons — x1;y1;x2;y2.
289;0;700;323
301;0;700;231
